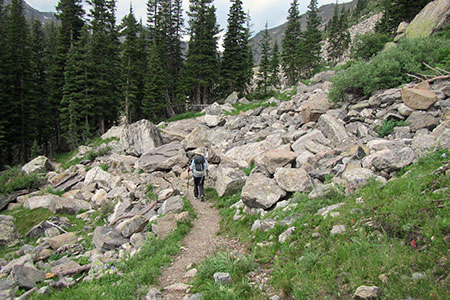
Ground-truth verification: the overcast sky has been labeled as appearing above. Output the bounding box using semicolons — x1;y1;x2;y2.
26;0;346;37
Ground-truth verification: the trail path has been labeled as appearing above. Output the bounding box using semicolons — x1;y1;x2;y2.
156;187;244;300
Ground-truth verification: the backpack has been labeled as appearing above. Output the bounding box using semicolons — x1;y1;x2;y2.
193;155;206;177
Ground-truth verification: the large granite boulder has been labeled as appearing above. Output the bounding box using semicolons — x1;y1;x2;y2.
241;173;286;209
318;114;350;147
47;232;78;250
0;215;19;246
158;195;184;215
300;90;331;123
215;167;247;197
120;119;163;156
93;226;129;251
406;111;439;131
341;166;386;188
49;165;84;192
362;147;416;173
11;265;45;289
135;142;187;173
182;127;211;150
84;166;113;186
404;0;450;39
222;137;282;168
401;82;438;110
116;215;148;238
261;149;298;174
292;129;329;154
24;195;91;214
274;168;313;193
21;156;51;174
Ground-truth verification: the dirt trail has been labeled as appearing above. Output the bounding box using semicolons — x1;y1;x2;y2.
157;186;243;300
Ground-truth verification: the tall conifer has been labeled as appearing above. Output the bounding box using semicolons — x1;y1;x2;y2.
282;0;302;85
221;0;251;96
257;23;271;95
300;0;322;78
269;40;281;88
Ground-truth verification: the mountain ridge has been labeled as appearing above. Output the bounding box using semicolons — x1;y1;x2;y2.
2;0;57;24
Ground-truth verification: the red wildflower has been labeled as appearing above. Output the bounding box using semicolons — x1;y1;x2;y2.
411;240;417;248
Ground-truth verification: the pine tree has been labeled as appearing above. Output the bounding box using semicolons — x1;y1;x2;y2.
282;0;302;85
221;0;251;96
0;0;8;160
353;0;368;18
87;0;121;134
181;0;219;105
327;2;350;65
269;40;281;88
300;0;322;78
4;0;32;162
257;22;271;95
60;25;91;148
29;20;48;151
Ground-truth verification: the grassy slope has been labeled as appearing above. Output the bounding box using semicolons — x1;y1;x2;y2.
196;149;449;299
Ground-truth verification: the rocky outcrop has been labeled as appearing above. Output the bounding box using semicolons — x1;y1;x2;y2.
404;0;450;39
23;195;91;214
21;156;51;174
136;142;187;173
120;119;163;156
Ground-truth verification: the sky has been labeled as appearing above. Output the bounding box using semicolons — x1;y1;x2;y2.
25;0;345;37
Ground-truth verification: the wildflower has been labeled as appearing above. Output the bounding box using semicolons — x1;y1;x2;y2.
411;240;417;248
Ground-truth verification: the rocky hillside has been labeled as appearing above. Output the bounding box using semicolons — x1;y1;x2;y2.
249;0;360;64
0;67;448;297
2;0;57;24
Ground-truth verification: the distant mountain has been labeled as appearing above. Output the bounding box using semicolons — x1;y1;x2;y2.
2;0;58;24
249;0;359;64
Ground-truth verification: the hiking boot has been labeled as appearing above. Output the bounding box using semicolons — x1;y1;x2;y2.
201;196;205;202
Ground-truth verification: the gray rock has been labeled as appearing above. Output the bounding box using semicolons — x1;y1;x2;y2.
50;260;81;275
352;285;381;299
24;195;91;215
205;102;222;115
261;149;297;174
318;114;350;147
292;130;329;154
0;215;19;246
12;265;45;289
411;272;427;280
158;195;184;215
393;126;412;139
317;203;345;218
341;167;385;188
279;227;296;243
120;119;163;156
404;0;450;39
47;232;78;250
182;127;210;150
116;215;148;238
153;213;177;239
402;83;438;110
146;288;164;300
21;156;51;174
215;167;247;197
406;111;439;131
362;147;416;173
331;225;346;235
0;279;17;299
225;91;239;104
251;219;276;232
411;133;437;155
308;183;339;199
300;90;331;123
93;226;129;252
213;272;232;285
242;173;286;209
136;142;187;173
0;190;28;211
274;168;313;193
108;197;132;224
130;232;147;248
84;166;113;187
2;254;33;274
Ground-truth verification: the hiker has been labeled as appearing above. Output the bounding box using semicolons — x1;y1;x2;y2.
189;153;208;201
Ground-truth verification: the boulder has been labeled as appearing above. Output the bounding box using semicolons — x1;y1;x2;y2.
0;215;19;246
224;91;239;104
412;133;437;154
158;195;184;215
50;166;84;192
402;83;438;110
279;227;296;243
341;166;386;188
205;102;222;115
203;115;225;127
24;195;91;214
215;167;247;197
0;190;28;212
362;147;416;173
108;154;138;173
108;198;132;224
0;279;17;299
274;168;313;193
241;173;286;209
93;226;129;251
223;138;282;168
318;114;350;147
153;213;177;239
12;265;45;289
164;119;199;136
262;149;298;174
136;142;187;173
406;111;439;131
300;91;331;123
84;166;113;187
116;215;148;238
292;129;329;154
120;119;163;156
50;261;81;275
21;156;51;174
47;232;78;250
214;272;233;285
182;127;210;150
352;285;381;299
404;0;450;39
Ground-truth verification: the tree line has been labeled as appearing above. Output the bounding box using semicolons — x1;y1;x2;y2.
0;0;429;167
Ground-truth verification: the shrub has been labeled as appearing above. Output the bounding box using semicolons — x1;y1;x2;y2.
0;168;42;195
350;32;392;60
330;36;450;102
376;119;408;137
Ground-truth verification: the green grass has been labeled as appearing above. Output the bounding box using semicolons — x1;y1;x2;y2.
166;111;205;122
0;167;43;195
375;119;408;137
241;163;255;176
205;149;449;299
30;197;195;300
